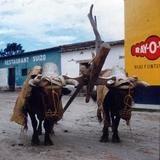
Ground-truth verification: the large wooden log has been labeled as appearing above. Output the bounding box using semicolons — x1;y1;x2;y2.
88;4;102;53
85;42;111;102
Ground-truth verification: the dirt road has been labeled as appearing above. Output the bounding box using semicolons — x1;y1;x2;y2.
0;91;159;160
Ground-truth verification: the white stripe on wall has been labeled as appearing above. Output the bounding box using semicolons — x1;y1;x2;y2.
0;68;8;87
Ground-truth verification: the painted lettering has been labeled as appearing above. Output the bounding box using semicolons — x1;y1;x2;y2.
32;54;46;62
131;35;160;60
149;41;157;54
4;57;30;65
4;54;46;66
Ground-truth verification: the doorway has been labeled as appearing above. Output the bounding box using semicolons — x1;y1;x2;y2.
79;61;90;95
8;68;15;91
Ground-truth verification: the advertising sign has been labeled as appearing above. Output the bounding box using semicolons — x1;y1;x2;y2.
125;0;160;85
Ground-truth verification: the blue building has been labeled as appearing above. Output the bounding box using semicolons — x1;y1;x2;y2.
0;46;61;90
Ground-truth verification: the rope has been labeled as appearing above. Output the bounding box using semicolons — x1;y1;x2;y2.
119;83;134;125
45;82;61;119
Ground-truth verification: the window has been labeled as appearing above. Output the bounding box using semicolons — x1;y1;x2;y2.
21;68;27;76
79;62;90;75
119;55;124;59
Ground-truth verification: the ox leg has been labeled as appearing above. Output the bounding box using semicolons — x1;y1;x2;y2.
111;113;120;143
100;110;110;142
97;104;103;123
37;120;43;135
29;112;40;145
44;118;54;145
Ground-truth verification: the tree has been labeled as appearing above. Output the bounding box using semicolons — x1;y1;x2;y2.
0;49;5;57
3;43;24;56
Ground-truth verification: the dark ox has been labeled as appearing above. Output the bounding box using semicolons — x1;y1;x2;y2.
100;86;134;143
24;86;70;145
92;73;148;143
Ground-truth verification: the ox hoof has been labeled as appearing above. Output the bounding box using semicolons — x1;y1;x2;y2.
31;134;40;145
44;140;53;146
51;130;55;135
44;137;54;146
31;139;40;146
100;136;109;143
38;130;42;135
112;134;120;143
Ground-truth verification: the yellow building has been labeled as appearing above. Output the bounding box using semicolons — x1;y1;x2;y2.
125;0;160;85
125;0;160;104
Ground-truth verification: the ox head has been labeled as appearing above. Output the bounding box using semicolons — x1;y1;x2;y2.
28;65;78;112
105;66;150;89
27;63;80;121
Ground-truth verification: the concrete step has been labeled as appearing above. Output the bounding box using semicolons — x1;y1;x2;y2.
133;103;160;112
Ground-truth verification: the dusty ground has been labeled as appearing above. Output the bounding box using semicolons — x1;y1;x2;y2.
0;91;159;160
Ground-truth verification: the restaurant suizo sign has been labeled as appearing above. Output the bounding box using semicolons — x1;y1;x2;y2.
4;54;46;65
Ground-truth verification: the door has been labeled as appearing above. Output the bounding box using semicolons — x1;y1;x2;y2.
8;68;15;91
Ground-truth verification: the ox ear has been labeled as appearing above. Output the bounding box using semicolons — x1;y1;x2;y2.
62;87;72;95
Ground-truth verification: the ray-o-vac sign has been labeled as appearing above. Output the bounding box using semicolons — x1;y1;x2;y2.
131;35;160;60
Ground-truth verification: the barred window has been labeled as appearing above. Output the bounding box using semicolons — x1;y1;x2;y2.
21;68;27;76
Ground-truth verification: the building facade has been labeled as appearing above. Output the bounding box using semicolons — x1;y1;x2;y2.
125;0;160;104
61;40;124;77
0;40;124;90
0;47;61;90
1;39;158;104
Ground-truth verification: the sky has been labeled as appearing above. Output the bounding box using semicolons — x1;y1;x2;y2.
0;0;124;52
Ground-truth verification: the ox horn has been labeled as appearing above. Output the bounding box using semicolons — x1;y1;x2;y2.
128;76;150;87
136;80;150;87
61;75;79;87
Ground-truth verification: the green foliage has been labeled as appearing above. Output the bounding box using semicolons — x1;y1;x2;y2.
0;43;25;57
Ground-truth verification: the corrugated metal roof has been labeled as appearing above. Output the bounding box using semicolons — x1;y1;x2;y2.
61;40;124;53
0;40;124;59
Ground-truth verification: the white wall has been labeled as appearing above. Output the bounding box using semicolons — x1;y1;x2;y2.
61;48;94;77
0;68;8;88
61;44;124;77
103;45;124;69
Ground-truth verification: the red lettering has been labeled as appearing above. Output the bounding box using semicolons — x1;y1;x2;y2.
131;35;160;60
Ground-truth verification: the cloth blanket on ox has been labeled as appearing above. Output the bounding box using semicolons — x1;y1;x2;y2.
96;66;149;124
96;66;150;143
11;63;69;126
11;66;42;126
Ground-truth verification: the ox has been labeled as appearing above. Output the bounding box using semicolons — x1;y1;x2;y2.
100;85;134;143
24;85;70;145
94;68;149;143
22;63;77;146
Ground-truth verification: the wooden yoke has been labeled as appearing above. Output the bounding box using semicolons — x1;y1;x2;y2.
85;4;111;102
63;4;111;112
85;43;110;102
